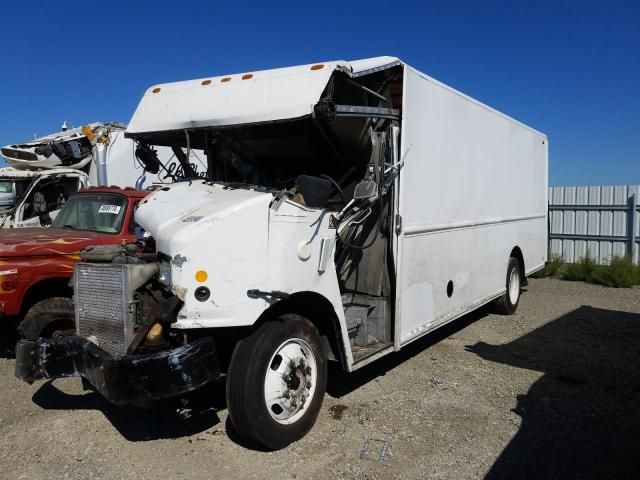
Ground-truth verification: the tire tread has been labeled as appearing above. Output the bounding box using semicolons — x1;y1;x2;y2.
17;297;74;340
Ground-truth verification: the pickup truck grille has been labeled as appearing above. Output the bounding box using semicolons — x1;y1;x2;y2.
75;263;132;357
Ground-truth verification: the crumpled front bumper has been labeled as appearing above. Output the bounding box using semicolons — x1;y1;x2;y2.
15;336;220;406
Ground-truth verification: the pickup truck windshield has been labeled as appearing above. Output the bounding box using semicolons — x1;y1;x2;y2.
0;181;13;193
51;194;128;234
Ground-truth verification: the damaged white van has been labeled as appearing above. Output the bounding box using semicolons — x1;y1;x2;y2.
16;56;548;449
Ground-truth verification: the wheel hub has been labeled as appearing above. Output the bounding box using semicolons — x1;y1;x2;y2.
287;369;300;390
264;338;318;425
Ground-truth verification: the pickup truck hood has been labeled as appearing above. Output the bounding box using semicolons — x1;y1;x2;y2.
0;228;105;257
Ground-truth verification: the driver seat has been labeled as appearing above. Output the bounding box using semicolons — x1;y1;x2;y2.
293;175;333;209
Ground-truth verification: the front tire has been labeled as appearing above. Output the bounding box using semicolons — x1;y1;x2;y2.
226;314;327;450
492;257;521;315
18;297;75;340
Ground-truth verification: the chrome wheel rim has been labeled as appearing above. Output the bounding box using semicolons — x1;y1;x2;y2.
264;338;317;425
508;268;520;304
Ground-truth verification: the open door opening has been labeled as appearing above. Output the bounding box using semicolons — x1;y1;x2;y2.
335;129;398;364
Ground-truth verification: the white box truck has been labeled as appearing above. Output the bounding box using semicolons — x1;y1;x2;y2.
16;56;547;449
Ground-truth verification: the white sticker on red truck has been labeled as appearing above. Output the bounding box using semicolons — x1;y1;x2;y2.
98;205;122;214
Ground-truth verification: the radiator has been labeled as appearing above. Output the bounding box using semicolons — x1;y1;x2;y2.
74;263;134;357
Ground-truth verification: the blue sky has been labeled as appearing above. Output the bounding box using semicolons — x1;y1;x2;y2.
0;0;638;186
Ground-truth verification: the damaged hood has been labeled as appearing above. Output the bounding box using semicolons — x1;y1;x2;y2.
136;181;273;255
0;228;105;257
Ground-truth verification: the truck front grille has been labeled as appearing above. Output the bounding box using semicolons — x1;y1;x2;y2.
75;263;131;357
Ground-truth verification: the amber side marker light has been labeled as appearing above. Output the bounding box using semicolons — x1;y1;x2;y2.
195;270;208;283
242;74;254;80
221;77;232;83
201;79;212;85
152;87;161;93
310;64;324;70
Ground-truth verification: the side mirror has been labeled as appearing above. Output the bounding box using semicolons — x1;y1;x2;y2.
135;144;161;174
353;180;378;200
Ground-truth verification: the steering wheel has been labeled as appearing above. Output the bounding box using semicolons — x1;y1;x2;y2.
320;174;348;206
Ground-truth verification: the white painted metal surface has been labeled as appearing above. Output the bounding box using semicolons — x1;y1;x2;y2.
136;181;271;328
127;56;404;135
127;61;349;134
395;65;548;346
549;185;640;264
0;167;43;178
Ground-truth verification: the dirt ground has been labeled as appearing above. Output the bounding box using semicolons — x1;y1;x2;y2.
1;278;639;480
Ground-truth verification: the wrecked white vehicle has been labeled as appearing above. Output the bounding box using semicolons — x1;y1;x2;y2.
2;123;119;170
0;167;88;227
0;123;206;227
0;168;42;214
16;57;548;449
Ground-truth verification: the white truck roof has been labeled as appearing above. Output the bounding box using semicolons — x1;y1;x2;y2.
0;166;85;178
0;167;41;178
126;56;401;135
126;56;544;138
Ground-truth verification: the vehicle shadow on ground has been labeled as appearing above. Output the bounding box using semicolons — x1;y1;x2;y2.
466;305;640;480
0;318;18;358
30;304;492;449
32;380;226;441
327;305;491;398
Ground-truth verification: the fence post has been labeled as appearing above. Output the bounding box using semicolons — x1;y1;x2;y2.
629;193;637;260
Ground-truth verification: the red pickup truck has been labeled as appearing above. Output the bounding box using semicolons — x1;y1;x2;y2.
0;186;148;345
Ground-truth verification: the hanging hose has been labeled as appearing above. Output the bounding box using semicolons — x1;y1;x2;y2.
336;194;384;250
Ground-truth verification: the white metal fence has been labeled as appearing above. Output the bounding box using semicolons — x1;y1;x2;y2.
549;185;640;264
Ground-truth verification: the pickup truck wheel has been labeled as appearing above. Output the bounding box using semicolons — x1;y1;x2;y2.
226;314;327;450
18;297;75;340
492;257;521;315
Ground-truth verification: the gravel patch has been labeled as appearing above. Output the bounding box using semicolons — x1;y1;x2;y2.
1;278;638;479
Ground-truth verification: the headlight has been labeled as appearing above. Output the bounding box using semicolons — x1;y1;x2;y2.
0;268;18;292
135;226;151;240
158;261;172;288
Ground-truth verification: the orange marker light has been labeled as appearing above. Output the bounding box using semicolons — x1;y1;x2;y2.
221;77;232;83
201;79;212;85
310;64;324;71
242;74;254;80
195;270;208;283
152;87;161;93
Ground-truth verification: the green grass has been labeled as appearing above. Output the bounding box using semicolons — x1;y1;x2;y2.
533;254;565;278
591;256;640;288
533;253;640;288
563;254;599;282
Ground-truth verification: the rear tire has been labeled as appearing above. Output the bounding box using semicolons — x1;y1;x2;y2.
226;314;327;450
18;297;75;340
492;257;521;315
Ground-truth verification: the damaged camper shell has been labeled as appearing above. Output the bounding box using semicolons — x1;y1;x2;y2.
16;56;548;449
0;123;206;227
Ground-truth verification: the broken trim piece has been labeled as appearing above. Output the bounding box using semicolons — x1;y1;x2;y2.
334;105;400;121
14;336;220;406
352;60;403;78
